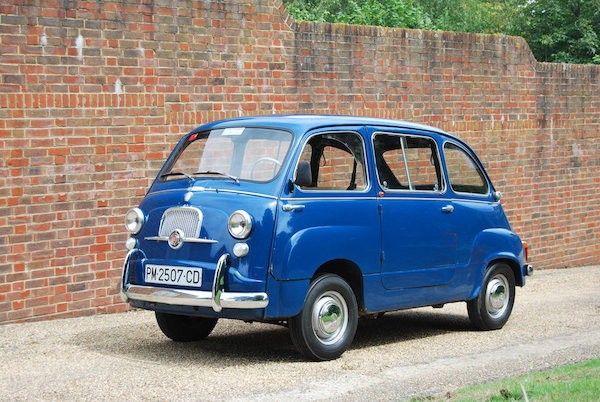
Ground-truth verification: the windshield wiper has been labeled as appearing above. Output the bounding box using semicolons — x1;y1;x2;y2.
160;170;194;180
193;170;239;183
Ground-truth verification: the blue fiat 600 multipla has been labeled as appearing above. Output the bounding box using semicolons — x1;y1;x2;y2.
121;115;532;361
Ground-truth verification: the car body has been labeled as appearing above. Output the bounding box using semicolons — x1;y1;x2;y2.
121;115;532;360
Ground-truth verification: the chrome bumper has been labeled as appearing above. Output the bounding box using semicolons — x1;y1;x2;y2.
120;250;268;312
525;264;533;276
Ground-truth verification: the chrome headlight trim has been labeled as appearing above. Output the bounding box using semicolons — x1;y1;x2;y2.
228;210;253;239
125;208;144;234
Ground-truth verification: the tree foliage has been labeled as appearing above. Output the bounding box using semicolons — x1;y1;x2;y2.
512;0;600;64
284;0;433;29
283;0;600;64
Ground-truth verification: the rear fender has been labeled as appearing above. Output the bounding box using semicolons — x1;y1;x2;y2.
468;228;525;299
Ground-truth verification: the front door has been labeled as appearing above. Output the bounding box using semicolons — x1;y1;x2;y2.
270;128;380;281
372;130;458;290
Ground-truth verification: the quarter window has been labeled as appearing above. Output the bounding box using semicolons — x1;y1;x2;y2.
443;143;489;195
298;132;367;191
373;134;443;192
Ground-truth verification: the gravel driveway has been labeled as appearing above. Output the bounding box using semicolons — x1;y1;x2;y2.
1;266;599;401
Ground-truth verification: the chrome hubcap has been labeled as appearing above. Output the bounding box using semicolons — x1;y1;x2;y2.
312;290;348;345
485;274;510;318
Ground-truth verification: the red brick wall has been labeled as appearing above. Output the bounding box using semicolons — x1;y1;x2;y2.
0;0;598;323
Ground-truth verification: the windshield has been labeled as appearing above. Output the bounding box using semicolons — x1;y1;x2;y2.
162;127;293;183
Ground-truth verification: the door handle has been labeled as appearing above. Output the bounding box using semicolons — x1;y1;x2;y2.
441;205;454;213
282;204;305;212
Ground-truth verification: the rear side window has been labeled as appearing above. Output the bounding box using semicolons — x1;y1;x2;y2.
373;133;443;192
298;132;367;191
443;143;489;195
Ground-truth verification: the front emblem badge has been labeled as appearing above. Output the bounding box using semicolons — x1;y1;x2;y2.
168;229;184;250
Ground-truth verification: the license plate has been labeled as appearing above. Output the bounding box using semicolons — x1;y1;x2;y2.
144;264;202;288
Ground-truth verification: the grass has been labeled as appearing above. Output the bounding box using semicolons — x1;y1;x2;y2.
416;358;600;401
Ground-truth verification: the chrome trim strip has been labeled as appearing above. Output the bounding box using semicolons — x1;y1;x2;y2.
211;254;229;312
442;140;492;198
124;285;269;309
371;131;448;195
449;198;496;205
216;189;278;199
149;188;205;196
187;186;206;192
122;252;268;310
280;196;495;204
147;187;277;200
120;249;136;302
145;236;218;244
280;197;379;201
292;130;373;194
399;136;413;190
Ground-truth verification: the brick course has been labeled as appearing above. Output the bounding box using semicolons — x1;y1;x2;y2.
0;0;598;323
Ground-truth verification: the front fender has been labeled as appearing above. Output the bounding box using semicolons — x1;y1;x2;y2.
270;225;379;281
467;228;525;299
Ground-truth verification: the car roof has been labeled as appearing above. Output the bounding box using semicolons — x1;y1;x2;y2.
193;114;459;140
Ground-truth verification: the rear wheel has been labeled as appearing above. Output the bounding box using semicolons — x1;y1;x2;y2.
289;274;358;361
467;263;515;330
155;312;218;342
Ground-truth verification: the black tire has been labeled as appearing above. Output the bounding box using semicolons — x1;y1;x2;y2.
155;312;218;342
467;263;515;330
289;274;358;361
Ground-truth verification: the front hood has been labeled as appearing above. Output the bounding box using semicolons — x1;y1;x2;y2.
134;186;278;292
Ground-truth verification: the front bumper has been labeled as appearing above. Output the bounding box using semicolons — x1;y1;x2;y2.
120;250;269;312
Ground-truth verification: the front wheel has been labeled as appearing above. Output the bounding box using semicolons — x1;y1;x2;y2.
155;312;218;342
289;274;358;361
467;263;515;330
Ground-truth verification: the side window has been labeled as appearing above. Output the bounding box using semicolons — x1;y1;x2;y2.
374;134;443;191
298;132;367;191
444;143;489;195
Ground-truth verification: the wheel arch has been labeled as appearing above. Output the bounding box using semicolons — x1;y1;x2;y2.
312;259;364;312
488;257;523;287
469;256;522;300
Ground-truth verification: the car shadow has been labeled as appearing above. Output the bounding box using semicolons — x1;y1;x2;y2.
71;309;472;365
352;309;472;349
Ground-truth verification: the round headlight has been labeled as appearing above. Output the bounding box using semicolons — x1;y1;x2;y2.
125;208;144;234
228;210;253;239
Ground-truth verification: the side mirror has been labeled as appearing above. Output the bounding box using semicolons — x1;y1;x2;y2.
493;191;503;201
294;161;312;188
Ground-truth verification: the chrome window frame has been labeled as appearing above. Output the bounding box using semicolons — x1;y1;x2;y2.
442;140;491;198
371;131;447;195
292;130;372;194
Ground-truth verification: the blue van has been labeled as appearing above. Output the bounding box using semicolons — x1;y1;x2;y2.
121;115;532;360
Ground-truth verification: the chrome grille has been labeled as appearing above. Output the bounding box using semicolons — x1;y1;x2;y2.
158;207;203;238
